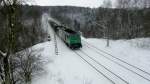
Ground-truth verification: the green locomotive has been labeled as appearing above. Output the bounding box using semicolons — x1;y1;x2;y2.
49;21;82;49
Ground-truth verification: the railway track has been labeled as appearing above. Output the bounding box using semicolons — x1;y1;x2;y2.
82;40;150;83
74;50;129;84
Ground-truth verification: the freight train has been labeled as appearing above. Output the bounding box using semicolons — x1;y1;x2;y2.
49;21;82;49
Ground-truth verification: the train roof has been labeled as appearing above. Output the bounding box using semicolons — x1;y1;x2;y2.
64;29;78;35
57;25;78;34
49;21;79;35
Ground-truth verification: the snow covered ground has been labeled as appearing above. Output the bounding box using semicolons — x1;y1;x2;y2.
31;14;150;84
86;38;150;74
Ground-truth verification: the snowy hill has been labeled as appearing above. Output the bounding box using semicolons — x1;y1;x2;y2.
31;14;150;84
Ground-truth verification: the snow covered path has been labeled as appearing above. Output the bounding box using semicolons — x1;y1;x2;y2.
32;14;150;84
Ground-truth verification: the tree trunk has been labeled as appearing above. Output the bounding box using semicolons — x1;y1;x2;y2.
107;37;109;47
106;25;109;47
3;53;11;84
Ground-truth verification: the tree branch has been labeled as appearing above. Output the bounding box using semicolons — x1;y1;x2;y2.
0;50;6;57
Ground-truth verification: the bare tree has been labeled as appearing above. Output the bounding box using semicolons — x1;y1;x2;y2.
116;0;131;8
116;0;150;8
102;0;112;8
92;19;110;47
0;0;46;84
143;0;150;8
0;0;24;84
12;48;43;84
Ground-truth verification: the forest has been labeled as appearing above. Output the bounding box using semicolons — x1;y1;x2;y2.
0;0;150;83
50;6;150;39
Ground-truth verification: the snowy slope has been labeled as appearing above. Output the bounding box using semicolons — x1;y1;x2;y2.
32;14;150;84
32;14;112;84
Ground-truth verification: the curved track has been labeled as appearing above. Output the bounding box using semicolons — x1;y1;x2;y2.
74;50;129;84
81;40;150;83
82;40;150;76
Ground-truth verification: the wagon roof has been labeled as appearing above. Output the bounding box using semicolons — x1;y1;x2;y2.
64;29;77;34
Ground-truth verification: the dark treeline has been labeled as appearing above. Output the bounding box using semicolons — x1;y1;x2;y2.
49;6;150;39
1;5;148;45
0;5;149;50
0;5;47;52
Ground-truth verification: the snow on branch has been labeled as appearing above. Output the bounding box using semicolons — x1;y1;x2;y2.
0;50;6;57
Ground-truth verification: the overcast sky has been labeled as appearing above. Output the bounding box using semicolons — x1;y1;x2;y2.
27;0;117;8
28;0;105;8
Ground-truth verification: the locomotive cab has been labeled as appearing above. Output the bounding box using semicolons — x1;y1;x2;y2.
65;29;82;49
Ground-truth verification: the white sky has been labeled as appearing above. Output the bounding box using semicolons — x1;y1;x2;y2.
27;0;117;8
28;0;105;8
